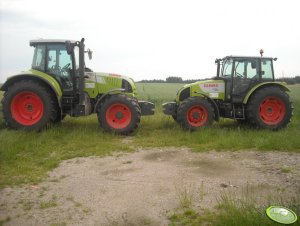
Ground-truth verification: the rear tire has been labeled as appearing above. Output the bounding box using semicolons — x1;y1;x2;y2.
98;94;141;135
177;97;215;131
246;87;293;130
2;80;57;131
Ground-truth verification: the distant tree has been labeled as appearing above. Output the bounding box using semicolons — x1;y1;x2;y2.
287;79;296;85
138;76;212;83
166;76;183;83
138;79;165;83
276;77;296;85
295;76;300;84
184;79;201;83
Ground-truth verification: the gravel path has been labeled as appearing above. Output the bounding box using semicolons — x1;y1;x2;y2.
1;148;299;226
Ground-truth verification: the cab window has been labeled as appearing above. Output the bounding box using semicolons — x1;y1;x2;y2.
221;59;233;77
234;59;259;79
32;45;46;71
261;59;273;79
74;46;80;71
46;44;73;89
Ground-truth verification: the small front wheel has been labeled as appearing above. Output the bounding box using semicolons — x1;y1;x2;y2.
177;97;215;131
98;94;141;135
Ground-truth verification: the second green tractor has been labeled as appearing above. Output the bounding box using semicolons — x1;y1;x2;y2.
163;56;293;130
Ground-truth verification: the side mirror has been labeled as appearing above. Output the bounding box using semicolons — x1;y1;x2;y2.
215;58;221;64
66;41;73;54
87;49;93;60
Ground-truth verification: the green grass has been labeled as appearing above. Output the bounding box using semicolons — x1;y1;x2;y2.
136;83;184;103
0;118;133;187
0;84;300;188
40;200;58;209
135;84;300;151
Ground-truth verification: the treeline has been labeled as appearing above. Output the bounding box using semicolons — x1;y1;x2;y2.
138;76;300;84
138;76;206;83
276;76;300;85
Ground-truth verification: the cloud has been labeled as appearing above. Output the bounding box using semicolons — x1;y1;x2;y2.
0;0;300;82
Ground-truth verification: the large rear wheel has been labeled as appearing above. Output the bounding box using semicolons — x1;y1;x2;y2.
2;80;57;131
246;87;293;130
98;94;141;135
177;97;214;131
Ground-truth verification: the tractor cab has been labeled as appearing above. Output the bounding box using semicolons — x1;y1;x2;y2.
30;39;94;117
216;56;276;103
30;39;88;94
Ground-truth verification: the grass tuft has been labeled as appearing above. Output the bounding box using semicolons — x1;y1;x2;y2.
40;195;58;209
176;184;195;209
170;189;300;226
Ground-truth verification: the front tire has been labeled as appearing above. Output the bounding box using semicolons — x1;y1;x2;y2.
52;111;66;123
2;80;57;131
246;87;293;130
177;97;215;131
98;94;141;135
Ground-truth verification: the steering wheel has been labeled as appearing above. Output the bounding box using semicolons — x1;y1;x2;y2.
61;63;71;72
235;72;243;78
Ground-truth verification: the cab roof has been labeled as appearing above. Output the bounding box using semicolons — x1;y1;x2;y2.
223;55;274;60
29;39;77;46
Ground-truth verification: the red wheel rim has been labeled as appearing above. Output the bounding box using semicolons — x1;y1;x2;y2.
106;103;132;129
259;96;286;125
187;105;208;127
11;91;44;126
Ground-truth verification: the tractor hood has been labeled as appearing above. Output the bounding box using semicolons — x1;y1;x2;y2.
176;79;226;102
85;71;132;80
84;72;138;98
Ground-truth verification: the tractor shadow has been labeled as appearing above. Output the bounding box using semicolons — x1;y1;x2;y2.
0;106;6;130
213;119;253;130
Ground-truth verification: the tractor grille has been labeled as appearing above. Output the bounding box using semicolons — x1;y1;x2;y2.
179;87;190;101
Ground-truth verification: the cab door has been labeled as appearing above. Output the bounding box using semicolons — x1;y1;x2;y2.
231;58;260;103
46;44;74;91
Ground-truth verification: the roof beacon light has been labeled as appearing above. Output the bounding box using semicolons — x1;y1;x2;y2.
260;49;264;57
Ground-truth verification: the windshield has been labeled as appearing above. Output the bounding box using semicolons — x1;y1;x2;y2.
221;59;233;77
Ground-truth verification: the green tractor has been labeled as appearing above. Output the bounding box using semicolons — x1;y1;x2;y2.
1;38;154;134
163;55;293;130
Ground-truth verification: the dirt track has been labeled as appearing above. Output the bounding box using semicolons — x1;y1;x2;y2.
1;148;300;226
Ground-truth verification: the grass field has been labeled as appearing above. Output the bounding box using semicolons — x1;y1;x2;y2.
0;83;299;225
136;82;184;103
0;84;299;187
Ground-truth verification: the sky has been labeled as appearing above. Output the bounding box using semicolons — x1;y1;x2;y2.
0;0;300;83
